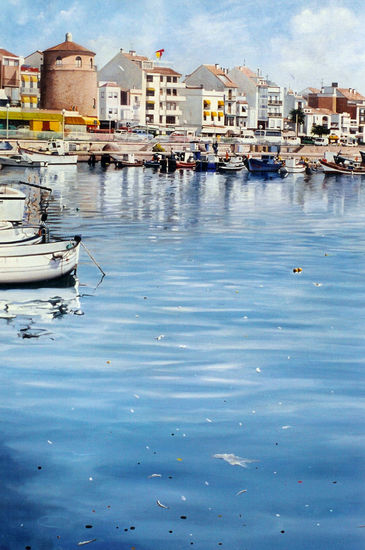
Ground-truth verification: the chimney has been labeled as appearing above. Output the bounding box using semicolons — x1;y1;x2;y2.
65;32;72;42
129;50;136;56
215;63;220;70
332;82;338;88
120;48;124;52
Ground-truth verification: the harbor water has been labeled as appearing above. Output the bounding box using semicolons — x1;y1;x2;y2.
0;163;364;549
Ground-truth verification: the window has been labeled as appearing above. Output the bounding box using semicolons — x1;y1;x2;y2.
173;77;177;83
166;116;176;124
172;89;177;96
160;76;163;82
56;56;62;66
101;92;104;98
75;56;82;68
167;76;171;82
167;89;171;95
90;58;93;68
160;115;163;123
114;93;118;98
147;75;153;82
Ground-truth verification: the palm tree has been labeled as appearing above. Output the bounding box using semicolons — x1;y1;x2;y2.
289;107;305;135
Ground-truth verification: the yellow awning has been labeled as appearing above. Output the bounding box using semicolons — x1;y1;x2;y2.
147;87;155;91
146;100;155;104
64;115;84;125
211;112;217;116
30;97;37;104
218;112;223;117
82;117;99;126
22;96;30;102
204;99;211;105
30;75;38;82
203;111;210;116
22;75;30;82
218;100;224;106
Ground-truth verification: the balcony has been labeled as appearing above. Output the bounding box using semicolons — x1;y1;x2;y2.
268;112;282;118
268;100;282;106
20;87;39;95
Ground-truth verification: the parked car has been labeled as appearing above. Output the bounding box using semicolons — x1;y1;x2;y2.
301;136;315;145
240;132;257;145
283;135;301;146
313;137;329;146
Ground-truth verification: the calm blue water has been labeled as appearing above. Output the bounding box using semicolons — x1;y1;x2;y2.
0;164;364;550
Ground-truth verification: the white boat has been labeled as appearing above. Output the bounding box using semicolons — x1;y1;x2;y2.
0;154;48;168
0;186;26;222
0;237;81;285
280;158;306;174
0;221;43;246
219;157;246;172
18;140;77;165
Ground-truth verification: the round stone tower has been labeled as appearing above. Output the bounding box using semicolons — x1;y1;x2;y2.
41;32;97;116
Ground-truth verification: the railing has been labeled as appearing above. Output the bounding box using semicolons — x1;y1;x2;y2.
268;112;282;117
20;87;40;95
268;100;282;106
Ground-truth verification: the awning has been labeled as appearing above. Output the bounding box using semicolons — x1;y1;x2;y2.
211;112;217;116
21;96;30;102
22;75;30;82
203;111;210;116
30;97;37;104
204;99;211;105
218;112;223;117
146;100;155;104
30;75;38;82
82;116;100;126
147;87;155;91
218;100;224;106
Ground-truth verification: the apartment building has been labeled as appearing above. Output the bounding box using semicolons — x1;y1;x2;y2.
184;64;239;132
98;49;185;131
0;48;21;104
228;66;284;130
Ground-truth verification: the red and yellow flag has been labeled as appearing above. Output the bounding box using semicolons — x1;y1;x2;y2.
155;49;164;59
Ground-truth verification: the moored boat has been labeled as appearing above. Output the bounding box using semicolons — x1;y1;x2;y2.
219;157;245;172
0;221;44;246
245;154;283;173
0;154;48;168
280;158;306;174
0;236;81;285
18;140;77;165
319;158;365;174
111;153;143;167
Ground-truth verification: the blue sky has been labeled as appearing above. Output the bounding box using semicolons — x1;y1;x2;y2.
2;0;365;93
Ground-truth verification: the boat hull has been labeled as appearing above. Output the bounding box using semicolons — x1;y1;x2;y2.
19;147;77;165
319;159;365;175
0;186;26;222
0;239;80;284
246;158;282;172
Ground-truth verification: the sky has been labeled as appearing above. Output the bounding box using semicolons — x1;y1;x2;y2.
2;0;365;94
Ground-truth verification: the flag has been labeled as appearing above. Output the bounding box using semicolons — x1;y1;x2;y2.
155;49;164;59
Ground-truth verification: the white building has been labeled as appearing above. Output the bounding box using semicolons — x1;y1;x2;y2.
184;64;240;133
98;49;185;131
228;66;284;131
181;86;225;137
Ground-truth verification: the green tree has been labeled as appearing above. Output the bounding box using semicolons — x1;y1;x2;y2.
289;107;305;126
311;124;330;137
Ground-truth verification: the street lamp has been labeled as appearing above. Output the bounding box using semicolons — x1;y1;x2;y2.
6;103;10;139
62;109;65;140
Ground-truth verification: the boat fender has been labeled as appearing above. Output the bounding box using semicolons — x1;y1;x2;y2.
74;235;82;244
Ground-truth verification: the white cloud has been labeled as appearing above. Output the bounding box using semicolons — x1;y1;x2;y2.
271;5;365;92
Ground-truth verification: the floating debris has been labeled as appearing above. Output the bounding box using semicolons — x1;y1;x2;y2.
77;540;96;546
148;474;162;478
255;368;261;373
313;282;322;287
206;418;213;423
293;267;303;273
156;500;168;509
236;489;247;496
155;334;165;341
213;454;258;468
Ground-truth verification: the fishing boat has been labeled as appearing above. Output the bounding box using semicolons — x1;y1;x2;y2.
0;221;44;246
0;153;48;168
175;151;196;169
319;158;365;175
219;157;245;172
18;140;77;165
0;236;81;285
358;150;365;164
144;154;161;168
244;154;283;173
111;153;143;168
0;185;26;223
280;158;306;174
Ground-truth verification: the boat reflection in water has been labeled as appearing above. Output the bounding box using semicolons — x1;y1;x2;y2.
0;276;82;338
